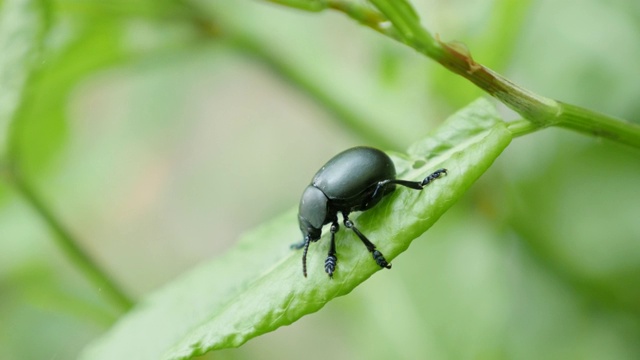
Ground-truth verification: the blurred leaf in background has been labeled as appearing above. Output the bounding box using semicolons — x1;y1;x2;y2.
1;0;639;359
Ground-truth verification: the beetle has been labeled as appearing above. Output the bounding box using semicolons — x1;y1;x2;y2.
291;146;447;278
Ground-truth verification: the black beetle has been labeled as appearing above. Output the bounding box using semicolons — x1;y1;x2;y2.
292;146;447;278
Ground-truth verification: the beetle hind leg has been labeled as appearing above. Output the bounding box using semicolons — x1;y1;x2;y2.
343;216;391;270
420;168;447;186
374;168;448;194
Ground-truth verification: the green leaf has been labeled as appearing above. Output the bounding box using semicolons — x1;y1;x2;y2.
7;19;133;177
81;98;512;360
0;0;45;156
6;0;193;177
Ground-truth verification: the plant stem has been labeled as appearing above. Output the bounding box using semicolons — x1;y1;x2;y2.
267;0;640;149
264;0;400;39
368;0;560;120
507;119;541;138
555;102;640;148
4;166;134;313
326;0;400;40
372;0;640;148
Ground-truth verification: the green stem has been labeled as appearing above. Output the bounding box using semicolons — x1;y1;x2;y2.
264;0;401;39
369;0;560;120
505;104;640;145
555;102;640;148
266;0;640;149
372;0;640;148
507;119;542;138
5;167;134;313
326;0;400;40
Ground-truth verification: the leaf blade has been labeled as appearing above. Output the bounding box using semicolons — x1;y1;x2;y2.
81;98;512;360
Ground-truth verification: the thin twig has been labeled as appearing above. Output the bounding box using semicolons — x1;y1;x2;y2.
4;165;134;313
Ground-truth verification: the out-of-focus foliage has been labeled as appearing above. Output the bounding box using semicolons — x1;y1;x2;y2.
0;0;639;359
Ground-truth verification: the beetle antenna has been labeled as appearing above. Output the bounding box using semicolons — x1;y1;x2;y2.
301;236;311;278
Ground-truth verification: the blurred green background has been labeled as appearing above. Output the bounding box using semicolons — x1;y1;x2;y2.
1;0;640;359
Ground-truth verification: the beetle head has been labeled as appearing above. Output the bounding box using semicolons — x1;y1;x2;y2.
298;185;327;240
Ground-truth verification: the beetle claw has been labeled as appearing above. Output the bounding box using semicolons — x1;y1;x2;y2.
372;250;391;269
421;168;448;186
325;255;337;278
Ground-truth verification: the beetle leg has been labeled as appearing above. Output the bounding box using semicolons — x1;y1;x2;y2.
343;216;391;270
379;168;448;190
370;167;447;200
420;168;448;186
370;180;391;200
325;222;339;278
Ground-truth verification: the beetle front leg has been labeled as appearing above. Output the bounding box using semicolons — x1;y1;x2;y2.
343;215;391;270
325;222;339;278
